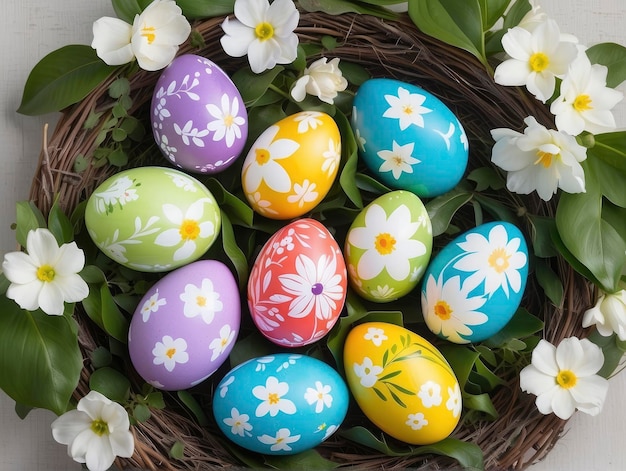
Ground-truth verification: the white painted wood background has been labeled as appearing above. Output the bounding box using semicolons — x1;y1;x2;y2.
0;1;624;469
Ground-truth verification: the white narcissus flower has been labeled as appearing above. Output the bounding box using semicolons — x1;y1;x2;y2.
550;54;624;135
583;289;626;341
490;116;587;201
91;0;191;71
2;228;89;316
220;0;299;74
494;20;578;102
291;57;348;104
51;391;134;471
520;337;609;420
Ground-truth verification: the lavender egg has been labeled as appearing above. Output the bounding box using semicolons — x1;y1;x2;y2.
151;54;248;174
128;260;241;390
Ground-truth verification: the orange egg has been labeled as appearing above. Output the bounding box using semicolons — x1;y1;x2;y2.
241;111;341;219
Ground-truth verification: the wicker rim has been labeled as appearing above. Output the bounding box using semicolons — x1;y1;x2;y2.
29;11;593;471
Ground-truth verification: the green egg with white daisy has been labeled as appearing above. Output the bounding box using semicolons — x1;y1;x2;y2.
344;190;432;302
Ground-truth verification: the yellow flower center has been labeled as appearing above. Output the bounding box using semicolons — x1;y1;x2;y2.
535;150;556;168
434;300;453;320
90;419;109;436
318;392;324;400
221;337;229;347
402;105;413;115
166;347;177;359
196;295;207;307
224;114;234;127
488;247;511;273
37;264;56;282
556;370;577;389
255;148;271;165
268;392;280;405
573;94;593;112
255;22;275;41
529;52;549;72
141;25;157;45
393;155;404;166
179;219;201;241
374;232;396;255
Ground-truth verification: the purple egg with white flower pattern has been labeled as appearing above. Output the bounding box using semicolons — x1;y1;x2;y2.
151;53;248;174
128;260;240;390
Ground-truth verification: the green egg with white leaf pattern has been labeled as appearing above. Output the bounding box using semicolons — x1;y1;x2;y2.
344;190;432;302
85;166;220;272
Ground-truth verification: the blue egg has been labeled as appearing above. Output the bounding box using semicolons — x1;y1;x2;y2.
212;354;349;455
420;222;529;343
352;78;468;198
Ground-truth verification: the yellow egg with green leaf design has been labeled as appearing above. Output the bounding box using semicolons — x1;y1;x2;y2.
343;322;461;445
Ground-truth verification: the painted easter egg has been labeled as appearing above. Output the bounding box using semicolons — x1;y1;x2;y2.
241;111;341;219
247;218;347;347
151;53;248;173
421;221;529;344
213;353;349;455
128;260;240;391
85;166;221;272
344;322;461;445
352;78;468;197
344;190;432;302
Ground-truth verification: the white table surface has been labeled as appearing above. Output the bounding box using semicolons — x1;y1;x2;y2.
1;1;624;470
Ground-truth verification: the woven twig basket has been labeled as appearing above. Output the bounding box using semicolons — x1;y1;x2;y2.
28;11;593;471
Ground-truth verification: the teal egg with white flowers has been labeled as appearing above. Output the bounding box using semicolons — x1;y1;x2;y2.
420;221;529;344
352;78;469;198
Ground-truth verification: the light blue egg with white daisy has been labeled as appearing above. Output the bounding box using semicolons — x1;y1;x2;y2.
212;354;349;455
352;78;468;198
420;221;529;344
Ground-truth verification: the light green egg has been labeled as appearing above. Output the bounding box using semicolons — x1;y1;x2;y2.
85;166;220;272
344;190;432;302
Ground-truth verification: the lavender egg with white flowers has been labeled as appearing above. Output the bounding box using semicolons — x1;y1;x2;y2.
128;260;241;391
151;53;248;174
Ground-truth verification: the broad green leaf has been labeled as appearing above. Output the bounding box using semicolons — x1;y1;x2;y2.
472;357;505;390
298;0;398;19
264;449;339;470
111;0;143;23
340;427;484;470
556;162;626;293
463;392;498;420
592;132;626;174
473;194;517;224
0;298;82;414
484;0;531;56
175;0;235;19
89;367;131;403
18;45;115;115
586;145;626;207
339;61;371;86
425;189;473;237
47;200;74;245
602;202;626;243
80;265;107;284
588;330;626;378
177;390;210;426
232;66;285;107
534;258;564;306
229;331;276;368
586;42;626;88
483;307;543;348
219;210;249;291
438;345;480;388
409;0;488;68
100;283;130;343
205;178;254;227
355;173;392;195
467;167;505;191
90;346;113;369
15;201;46;248
336;110;362;207
527;214;559;258
478;0;511;30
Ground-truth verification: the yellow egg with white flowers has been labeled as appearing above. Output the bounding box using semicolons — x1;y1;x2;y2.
241;111;341;219
344;322;461;445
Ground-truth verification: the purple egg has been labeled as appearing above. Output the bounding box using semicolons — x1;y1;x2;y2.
151;54;248;174
128;260;241;391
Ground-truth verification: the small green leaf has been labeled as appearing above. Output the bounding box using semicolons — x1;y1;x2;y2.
90;347;113;369
588;330;626;378
18;45;115;115
463;392;498;420
321;35;339;51
467;167;505;191
336;110;362;207
100;283;130;343
175;0;235;19
146;391;165;409
108;148;129;167
111;0;143;23
108;77;130;99
264;449;340;470
483;308;543;348
47;200;74;245
89;367;131;403
355;173;392;195
232;66;285;107
73;154;89;173
169;441;185;460
0;299;82;414
83;110;104;130
438;345;480;389
426;189;473;237
586;42;626;88
133;403;152;422
15;201;47;248
219;210;249;291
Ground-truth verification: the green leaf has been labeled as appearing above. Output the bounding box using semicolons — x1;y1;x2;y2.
588;330;626;378
175;0;235;19
341;427;484;470
18;45;115;115
556;162;626;293
355;173;392;195
15;201;46;248
336;110;362;207
90;346;113;368
205;178;254;227
534;258;564;306
438;345;480;389
0;298;82;414
264;449;340;470
108;77;131;99
467;167;505;191
100;283;130;343
232;66;285;107
111;0;143;23
463;392;498;420
591;132;626;174
586;42;626;88
528;214;559;258
89;367;131;403
169;441;185;460
483;308;543;348
485;0;531;56
587;138;626;207
478;0;511;30
219;210;249;291
339;61;371;86
426;189;473;237
298;0;398;19
133;403;152;422
177;390;209;426
409;0;488;68
47;200;74;245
